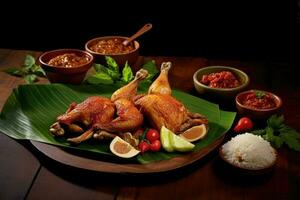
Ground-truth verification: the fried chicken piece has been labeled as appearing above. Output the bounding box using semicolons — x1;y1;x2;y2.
148;62;172;95
57;96;115;127
135;94;188;132
94;98;143;133
111;69;148;101
50;96;115;143
135;62;208;133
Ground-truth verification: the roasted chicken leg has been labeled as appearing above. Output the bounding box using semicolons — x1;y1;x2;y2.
135;62;208;133
111;69;148;101
148;62;172;95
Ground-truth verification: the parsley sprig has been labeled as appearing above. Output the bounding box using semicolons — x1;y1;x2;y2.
252;115;300;151
255;90;265;99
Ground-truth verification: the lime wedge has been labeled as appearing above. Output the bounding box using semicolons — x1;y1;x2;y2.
160;126;174;152
169;130;195;152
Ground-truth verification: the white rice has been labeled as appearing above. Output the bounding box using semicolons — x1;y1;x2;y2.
221;133;276;170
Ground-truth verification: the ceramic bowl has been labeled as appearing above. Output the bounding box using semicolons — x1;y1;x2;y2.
85;36;139;67
193;66;249;99
235;89;282;120
39;49;94;84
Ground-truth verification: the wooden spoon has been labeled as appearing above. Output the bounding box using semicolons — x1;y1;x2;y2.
123;23;153;46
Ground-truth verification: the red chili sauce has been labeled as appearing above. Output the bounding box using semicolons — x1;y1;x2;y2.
48;53;89;68
200;71;240;88
242;91;276;109
90;38;134;54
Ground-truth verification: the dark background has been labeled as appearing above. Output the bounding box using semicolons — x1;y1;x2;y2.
0;1;298;62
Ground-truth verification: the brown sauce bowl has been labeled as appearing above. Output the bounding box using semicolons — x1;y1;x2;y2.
85;36;139;67
39;49;94;84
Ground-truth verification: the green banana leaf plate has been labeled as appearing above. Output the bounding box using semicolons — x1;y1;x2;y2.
0;84;236;173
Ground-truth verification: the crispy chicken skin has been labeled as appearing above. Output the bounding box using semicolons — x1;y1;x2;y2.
111;69;148;101
148;62;172;95
135;62;208;133
135;94;188;133
94;98;143;133
57;96;115;127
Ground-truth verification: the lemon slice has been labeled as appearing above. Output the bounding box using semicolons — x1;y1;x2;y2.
110;136;140;158
179;124;208;142
160;126;174;152
169;131;195;152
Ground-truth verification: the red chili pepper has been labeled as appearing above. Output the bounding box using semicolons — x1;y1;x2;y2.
234;117;254;133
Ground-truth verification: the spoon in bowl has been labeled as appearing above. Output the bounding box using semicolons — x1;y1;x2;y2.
123;23;153;46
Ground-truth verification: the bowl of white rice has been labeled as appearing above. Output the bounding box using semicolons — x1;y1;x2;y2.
220;133;277;173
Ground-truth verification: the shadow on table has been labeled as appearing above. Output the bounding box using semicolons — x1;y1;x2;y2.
212;155;274;187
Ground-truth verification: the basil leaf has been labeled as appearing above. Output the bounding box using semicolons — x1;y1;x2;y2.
105;56;119;73
24;74;38;84
142;60;158;80
24;55;35;68
106;68;120;81
86;73;114;85
93;63;108;73
31;64;46;77
121;61;134;83
4;68;24;76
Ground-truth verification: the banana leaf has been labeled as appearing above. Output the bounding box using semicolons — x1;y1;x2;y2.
0;84;236;164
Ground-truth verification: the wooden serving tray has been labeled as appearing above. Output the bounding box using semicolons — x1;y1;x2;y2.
31;135;225;174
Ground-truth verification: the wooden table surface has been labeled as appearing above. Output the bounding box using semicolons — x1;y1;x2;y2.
0;49;299;199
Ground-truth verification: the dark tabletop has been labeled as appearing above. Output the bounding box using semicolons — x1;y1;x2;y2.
0;49;299;200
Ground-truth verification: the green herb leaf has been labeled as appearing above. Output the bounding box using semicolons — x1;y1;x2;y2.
142;60;158;80
252;114;300;151
5;54;45;84
4;68;24;77
86;57;157;86
24;74;38;84
255;90;265;99
267;114;285;130
281;134;300;151
251;129;266;135
30;64;46;77
273;135;284;148
139;128;149;141
121;61;134;83
24;55;35;68
93;63;108;73
279;126;300;139
105;56;119;73
106;68;120;81
265;126;274;141
86;73;114;85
